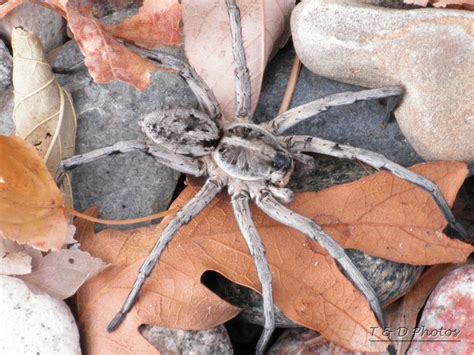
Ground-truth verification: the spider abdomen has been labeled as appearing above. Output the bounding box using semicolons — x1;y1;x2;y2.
213;123;293;186
140;108;220;157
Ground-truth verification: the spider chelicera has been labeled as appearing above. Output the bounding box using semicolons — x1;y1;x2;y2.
58;0;467;352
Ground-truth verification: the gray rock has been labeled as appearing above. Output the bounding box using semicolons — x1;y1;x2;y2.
291;0;474;162
140;324;233;354
0;276;81;354
47;40;196;228
0;40;12;90
0;89;14;135
0;1;66;52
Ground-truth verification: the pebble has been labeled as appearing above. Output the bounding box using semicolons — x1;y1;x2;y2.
291;0;474;162
0;275;80;354
408;264;473;354
141;324;233;354
0;1;66;52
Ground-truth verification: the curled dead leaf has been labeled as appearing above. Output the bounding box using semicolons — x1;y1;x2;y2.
0;135;68;251
12;27;77;205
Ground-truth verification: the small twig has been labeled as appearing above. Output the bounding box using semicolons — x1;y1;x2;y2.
67;206;178;226
56;140;204;185
263;86;403;134
225;0;252;122
278;56;301;114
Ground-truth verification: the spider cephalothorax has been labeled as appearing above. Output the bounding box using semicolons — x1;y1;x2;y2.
59;1;468;353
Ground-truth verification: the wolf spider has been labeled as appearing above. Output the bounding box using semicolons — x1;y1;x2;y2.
58;0;468;352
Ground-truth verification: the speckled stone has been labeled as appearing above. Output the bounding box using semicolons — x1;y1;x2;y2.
408;265;474;354
0;276;80;354
140;324;233;354
0;40;12;91
0;89;14;135
0;2;66;52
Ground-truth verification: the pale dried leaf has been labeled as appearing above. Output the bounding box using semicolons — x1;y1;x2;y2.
0;136;68;251
12;27;76;205
182;0;295;123
0;238;32;275
19;248;108;299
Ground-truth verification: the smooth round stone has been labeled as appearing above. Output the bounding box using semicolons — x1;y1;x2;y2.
0;276;80;354
291;0;474;162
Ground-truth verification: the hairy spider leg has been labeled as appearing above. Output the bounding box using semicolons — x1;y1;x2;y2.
107;178;223;331
232;191;275;354
256;190;386;328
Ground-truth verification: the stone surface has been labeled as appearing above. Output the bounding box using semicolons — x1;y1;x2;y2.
292;0;474;162
0;275;80;354
0;40;12;91
0;89;14;134
140;324;233;354
0;1;66;52
408;265;473;354
47;40;196;228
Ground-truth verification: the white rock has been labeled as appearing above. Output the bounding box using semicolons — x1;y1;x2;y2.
292;0;474;162
0;276;81;354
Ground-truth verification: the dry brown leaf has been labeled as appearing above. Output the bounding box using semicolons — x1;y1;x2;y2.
104;0;181;49
0;0;22;17
384;264;460;354
0;0;182;90
12;27;77;206
76;162;471;353
18;248;108;299
182;0;295;123
0;136;68;251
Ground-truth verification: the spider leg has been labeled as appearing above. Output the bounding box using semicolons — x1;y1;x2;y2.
231;192;275;355
256;190;385;328
282;135;469;240
55;140;204;185
226;0;252;122
107;178;223;331
261;87;402;134
128;45;222;123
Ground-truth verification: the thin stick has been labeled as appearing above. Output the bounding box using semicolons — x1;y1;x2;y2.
282;135;469;241
278;56;301;114
225;0;252;122
232;192;275;355
263;86;403;134
56;140;204;185
67;207;178;226
257;191;386;328
108;178;223;331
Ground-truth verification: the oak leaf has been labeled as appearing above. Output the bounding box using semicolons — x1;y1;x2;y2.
0;135;68;251
182;0;295;123
76;162;472;353
403;0;474;9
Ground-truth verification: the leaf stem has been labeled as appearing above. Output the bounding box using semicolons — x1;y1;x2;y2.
66;206;178;226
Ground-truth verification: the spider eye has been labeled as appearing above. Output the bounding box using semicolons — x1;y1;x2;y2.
272;153;292;171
